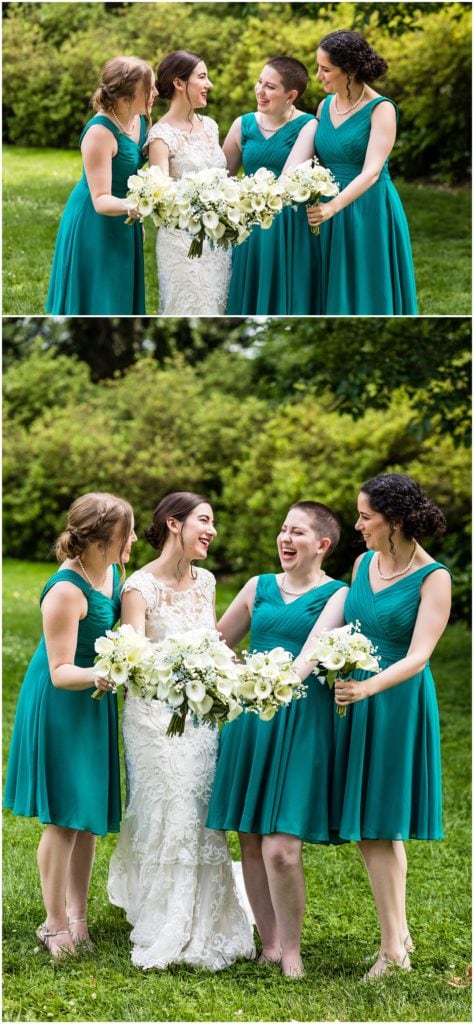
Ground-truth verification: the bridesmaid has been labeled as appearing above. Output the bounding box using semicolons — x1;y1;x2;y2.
46;57;157;315
224;57;321;315
207;502;348;978
4;493;136;958
283;30;417;314
316;474;449;979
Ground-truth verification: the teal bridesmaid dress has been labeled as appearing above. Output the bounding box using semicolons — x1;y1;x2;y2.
207;574;346;842
46;115;147;315
4;568;122;836
315;97;418;314
331;553;447;841
226;113;321;314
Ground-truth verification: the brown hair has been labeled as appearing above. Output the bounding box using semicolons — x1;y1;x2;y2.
55;492;134;578
265;57;309;98
144;491;210;551
92;56;154;121
289;500;341;555
156;50;204;101
360;474;446;542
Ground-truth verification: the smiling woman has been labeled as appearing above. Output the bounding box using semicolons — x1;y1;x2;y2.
106;491;255;972
145;50;232;314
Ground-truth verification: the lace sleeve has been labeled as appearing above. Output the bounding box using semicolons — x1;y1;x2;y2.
121;571;158;613
146;121;179;156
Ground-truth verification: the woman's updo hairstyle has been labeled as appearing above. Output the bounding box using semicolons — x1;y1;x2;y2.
266;56;309;98
145;491;210;551
360;474;446;541
318;30;388;83
92;56;154;115
55;492;134;576
156;50;204;101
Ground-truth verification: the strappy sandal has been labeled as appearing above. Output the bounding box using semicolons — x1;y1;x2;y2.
67;916;94;952
257;949;282;966
360;950;411;983
281;959;305;980
36;922;76;960
364;932;415;962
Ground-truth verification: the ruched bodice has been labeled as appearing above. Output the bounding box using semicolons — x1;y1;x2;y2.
240;111;314;176
316;97;394;186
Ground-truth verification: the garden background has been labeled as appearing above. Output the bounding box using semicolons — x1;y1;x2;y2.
3;315;472;1022
2;0;471;315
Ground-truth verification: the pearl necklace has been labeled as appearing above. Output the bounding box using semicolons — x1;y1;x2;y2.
110;108;137;136
375;543;417;580
77;556;107;590
258;105;295;134
279;570;325;596
334;85;366;116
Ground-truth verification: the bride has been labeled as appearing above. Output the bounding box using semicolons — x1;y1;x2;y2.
107;492;255;970
146;51;231;314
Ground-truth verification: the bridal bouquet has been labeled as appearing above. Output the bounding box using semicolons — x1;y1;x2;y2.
235;647;307;722
91;624;158;700
308;622;380;717
168;166;286;258
125;165;176;225
151;627;241;736
283;158;339;234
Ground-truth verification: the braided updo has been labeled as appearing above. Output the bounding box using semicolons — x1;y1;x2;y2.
318;30;388;83
55;492;134;575
360;474;446;541
92;56;154;114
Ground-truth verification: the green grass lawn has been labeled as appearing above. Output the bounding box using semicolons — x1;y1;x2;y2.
2;559;471;1023
2;147;471;316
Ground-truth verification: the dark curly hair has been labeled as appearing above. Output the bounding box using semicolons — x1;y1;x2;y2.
360;474;446;546
318;30;388;85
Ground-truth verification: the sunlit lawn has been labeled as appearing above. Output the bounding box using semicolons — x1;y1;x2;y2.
2;147;471;315
2;559;471;1023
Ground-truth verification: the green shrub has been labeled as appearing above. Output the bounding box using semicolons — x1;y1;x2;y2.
3;351;470;618
3;1;470;182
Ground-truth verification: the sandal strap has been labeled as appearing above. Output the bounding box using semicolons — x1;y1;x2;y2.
38;923;70;938
67;917;87;925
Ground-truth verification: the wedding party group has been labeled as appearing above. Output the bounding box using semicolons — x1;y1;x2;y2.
45;29;418;318
4;474;451;981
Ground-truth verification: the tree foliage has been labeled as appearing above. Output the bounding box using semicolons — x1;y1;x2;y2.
3;344;470;618
3;1;470;183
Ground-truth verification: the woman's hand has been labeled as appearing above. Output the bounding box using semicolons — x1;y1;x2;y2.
93;674;116;694
334;676;371;708
307;200;338;227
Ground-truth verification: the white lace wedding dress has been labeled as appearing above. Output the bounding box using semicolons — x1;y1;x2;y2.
107;566;255;971
146;116;232;314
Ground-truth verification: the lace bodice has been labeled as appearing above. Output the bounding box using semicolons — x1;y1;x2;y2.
146;116;227;180
121;566;216;642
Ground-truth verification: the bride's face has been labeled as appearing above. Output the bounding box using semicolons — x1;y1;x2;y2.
180;502;216;560
183;61;213;110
